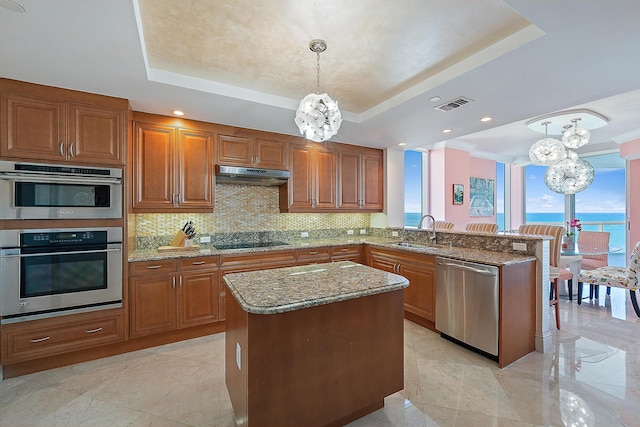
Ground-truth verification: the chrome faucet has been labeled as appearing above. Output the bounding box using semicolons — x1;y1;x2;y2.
417;214;437;244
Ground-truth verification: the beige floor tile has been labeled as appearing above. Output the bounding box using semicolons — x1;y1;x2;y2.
32;395;143;427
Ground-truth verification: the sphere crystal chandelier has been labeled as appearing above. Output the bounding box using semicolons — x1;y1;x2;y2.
294;39;342;142
529;121;566;165
544;150;595;194
562;118;591;149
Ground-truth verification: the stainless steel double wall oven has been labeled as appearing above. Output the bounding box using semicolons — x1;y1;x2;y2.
0;160;124;323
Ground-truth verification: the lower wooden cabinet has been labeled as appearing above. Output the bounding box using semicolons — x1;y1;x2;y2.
0;309;125;364
330;244;362;263
367;247;436;325
129;257;219;338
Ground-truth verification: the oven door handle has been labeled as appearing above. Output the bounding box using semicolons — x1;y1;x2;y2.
0;172;121;185
0;247;122;258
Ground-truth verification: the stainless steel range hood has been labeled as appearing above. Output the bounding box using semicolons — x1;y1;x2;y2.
215;165;290;186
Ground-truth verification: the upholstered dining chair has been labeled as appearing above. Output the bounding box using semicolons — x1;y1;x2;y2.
518;224;572;329
576;231;610;299
435;221;455;230
578;241;640;318
465;223;498;233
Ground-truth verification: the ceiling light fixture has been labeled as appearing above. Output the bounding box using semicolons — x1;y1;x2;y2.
480;116;492;122
544;150;594;194
529;122;565;166
294;39;342;142
442;129;452;133
172;110;185;116
561;118;590;149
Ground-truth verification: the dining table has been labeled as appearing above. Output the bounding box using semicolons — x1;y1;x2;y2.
559;245;622;298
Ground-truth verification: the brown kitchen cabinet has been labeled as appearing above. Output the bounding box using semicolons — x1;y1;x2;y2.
0;309;125;365
367;247;436;328
132;121;214;212
0;79;127;165
129;257;220;338
279;143;337;212
338;148;384;212
296;247;331;265
330;244;362;263
218;134;288;170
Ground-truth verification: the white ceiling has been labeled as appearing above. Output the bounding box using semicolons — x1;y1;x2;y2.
1;0;639;165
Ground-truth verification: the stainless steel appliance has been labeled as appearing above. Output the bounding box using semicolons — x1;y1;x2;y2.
0;227;123;323
0;160;122;219
215;164;290;186
435;257;499;358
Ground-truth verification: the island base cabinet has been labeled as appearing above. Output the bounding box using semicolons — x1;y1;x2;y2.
225;288;404;427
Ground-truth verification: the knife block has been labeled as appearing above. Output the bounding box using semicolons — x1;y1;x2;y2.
170;230;187;247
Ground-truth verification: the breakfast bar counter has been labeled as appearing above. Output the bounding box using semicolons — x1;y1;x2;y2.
224;261;409;427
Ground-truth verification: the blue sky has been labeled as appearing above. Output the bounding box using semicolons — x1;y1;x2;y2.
404;150;625;214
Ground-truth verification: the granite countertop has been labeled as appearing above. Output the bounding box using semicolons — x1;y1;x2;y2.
128;237;536;267
223;261;409;314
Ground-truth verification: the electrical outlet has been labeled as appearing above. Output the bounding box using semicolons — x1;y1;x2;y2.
301;231;309;238
199;236;211;243
347;229;354;235
360;229;367;235
513;242;527;251
392;231;399;237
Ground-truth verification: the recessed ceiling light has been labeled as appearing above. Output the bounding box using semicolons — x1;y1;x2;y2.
0;0;25;12
398;142;406;146
430;96;441;102
442;129;452;133
480;116;492;122
172;110;185;116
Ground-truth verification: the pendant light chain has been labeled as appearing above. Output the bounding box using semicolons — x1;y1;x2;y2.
316;51;321;95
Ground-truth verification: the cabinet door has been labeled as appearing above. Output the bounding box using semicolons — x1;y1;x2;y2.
68;103;124;165
133;122;175;210
177;128;214;210
400;262;436;322
361;152;384;211
368;252;397;273
314;147;337;209
179;271;219;328
283;144;314;210
255;139;288;169
218;135;253;166
338;151;361;210
130;275;177;337
1;93;67;161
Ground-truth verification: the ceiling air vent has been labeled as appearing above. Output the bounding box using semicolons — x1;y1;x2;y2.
434;96;474;112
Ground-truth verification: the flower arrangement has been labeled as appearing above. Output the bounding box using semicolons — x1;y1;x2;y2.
565;218;582;237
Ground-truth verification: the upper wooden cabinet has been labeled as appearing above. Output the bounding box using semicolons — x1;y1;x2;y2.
338;150;383;211
0;79;127;165
218;134;288;170
280;143;337;212
132;121;214;212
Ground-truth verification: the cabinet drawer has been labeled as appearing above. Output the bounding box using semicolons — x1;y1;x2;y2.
178;256;218;272
129;259;178;276
1;311;125;364
331;245;360;256
297;247;331;263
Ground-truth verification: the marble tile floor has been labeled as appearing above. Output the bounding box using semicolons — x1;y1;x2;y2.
1;286;638;427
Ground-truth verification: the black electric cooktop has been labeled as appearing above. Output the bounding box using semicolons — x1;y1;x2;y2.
213;241;291;250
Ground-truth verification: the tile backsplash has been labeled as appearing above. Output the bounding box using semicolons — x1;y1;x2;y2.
135;184;371;248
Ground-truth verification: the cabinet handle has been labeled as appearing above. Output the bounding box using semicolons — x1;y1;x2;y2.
179;277;183;288
59;142;65;156
172;277;176;288
146;265;162;269
30;336;51;343
341;248;350;252
255;155;259;164
68;142;75;157
85;327;103;334
192;261;206;265
308;251;319;255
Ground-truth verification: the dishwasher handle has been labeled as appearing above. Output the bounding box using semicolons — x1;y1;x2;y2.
437;261;497;276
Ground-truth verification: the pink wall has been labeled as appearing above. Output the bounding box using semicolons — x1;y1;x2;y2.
429;148;496;230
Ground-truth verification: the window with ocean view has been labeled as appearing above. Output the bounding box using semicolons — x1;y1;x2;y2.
525;158;626;266
404;150;422;227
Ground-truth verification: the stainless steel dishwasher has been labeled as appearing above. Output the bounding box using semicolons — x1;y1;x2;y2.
435;257;499;358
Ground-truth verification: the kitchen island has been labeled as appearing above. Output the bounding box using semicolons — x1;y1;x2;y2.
224;261;409;427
